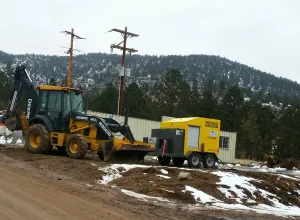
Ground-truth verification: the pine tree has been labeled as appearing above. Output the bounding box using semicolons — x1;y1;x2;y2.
124;82;147;118
220;85;244;131
89;83;118;114
60;76;67;87
155;69;190;117
238;110;263;160
198;87;218;118
188;81;201;116
276;106;300;158
49;78;57;86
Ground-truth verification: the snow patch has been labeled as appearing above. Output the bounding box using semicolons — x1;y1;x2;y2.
160;169;168;175
274;167;286;171
16;138;23;145
277;174;300;181
258;168;268;173
212;202;300;217
0;136;6;144
98;164;150;184
226;164;234;168
213;171;256;203
156;174;171;179
121;189;171;202
6;137;13;144
185;185;221;203
211;171;300;216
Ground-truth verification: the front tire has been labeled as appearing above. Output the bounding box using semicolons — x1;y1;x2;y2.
25;124;51;154
66;135;88;159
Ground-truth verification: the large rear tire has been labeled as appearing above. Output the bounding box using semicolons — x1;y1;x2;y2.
25;124;51;154
66;135;88;159
158;156;171;166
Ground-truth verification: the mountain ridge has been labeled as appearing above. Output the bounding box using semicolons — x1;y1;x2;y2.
0;50;299;106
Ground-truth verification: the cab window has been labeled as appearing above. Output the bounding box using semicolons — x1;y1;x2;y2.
38;90;62;112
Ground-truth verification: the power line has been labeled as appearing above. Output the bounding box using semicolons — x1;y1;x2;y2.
0;41;64;53
109;26;139;116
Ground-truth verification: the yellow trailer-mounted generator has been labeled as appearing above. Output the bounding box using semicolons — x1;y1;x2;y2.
146;117;221;168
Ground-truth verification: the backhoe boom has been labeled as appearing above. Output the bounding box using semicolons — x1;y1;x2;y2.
2;64;38;131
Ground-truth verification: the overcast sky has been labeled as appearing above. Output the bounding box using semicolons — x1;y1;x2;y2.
0;0;299;82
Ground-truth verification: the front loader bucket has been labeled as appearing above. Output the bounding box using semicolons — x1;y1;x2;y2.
101;139;155;163
102;141;114;162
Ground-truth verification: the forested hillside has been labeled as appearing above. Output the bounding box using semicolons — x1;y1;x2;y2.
88;69;300;161
0;50;299;107
0;50;300;160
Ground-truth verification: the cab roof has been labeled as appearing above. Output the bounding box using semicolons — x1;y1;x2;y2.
37;85;83;92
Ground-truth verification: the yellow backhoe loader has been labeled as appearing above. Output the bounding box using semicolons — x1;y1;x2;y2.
1;64;154;162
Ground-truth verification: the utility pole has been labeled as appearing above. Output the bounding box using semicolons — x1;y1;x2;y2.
109;27;139;116
61;28;86;87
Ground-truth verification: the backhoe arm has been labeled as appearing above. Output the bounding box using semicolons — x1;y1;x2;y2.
2;64;38;131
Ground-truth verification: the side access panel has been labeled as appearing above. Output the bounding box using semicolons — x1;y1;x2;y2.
187;125;200;149
151;128;185;157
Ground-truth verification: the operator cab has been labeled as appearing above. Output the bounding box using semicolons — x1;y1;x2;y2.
35;85;84;131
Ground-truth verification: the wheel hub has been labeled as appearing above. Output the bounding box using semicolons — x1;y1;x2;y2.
206;157;214;167
70;140;79;153
192;155;199;165
29;131;41;148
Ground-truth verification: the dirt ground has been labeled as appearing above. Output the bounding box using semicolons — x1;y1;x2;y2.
111;166;300;207
0;144;296;220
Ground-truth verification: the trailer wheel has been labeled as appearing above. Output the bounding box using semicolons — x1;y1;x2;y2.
203;154;216;168
158;156;171;166
187;153;201;168
172;158;185;167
